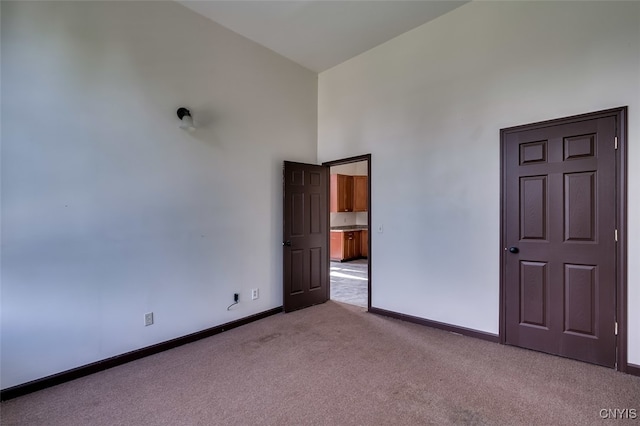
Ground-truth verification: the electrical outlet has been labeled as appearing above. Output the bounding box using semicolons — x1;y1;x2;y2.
234;293;239;303
377;224;384;233
144;312;154;326
251;288;259;300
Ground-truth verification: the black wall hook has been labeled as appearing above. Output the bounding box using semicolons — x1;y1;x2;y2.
176;107;191;120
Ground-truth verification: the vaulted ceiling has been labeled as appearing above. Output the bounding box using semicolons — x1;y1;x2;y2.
178;1;468;72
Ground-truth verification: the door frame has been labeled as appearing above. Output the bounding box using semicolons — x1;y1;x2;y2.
499;107;628;371
322;154;372;311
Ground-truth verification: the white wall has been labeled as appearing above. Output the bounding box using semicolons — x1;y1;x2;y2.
318;1;640;364
329;211;368;227
330;163;358;175
329;161;368;176
1;1;317;389
356;212;368;226
330;213;357;227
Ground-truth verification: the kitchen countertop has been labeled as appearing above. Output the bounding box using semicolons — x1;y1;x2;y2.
330;225;369;232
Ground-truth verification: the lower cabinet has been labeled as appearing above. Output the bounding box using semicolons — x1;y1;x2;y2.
330;230;365;261
345;231;360;260
330;232;343;261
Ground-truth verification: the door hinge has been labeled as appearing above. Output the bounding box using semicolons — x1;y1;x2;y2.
615;322;618;336
615;229;618;242
614;136;618;150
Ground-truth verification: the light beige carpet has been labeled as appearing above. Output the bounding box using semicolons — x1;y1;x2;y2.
2;301;639;425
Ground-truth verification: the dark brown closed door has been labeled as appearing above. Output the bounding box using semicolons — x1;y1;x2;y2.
283;161;329;312
503;115;617;367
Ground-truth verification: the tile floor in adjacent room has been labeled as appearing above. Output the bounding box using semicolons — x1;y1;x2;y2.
330;259;368;308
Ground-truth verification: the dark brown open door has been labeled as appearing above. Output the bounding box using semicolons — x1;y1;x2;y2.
502;111;618;367
283;161;329;312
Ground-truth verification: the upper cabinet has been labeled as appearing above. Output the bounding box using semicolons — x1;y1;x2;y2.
330;174;353;212
353;176;368;212
330;174;368;213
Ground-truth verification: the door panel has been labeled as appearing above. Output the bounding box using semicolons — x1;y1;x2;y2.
283;161;329;312
520;261;548;328
564;264;597;336
290;250;304;295
310;247;322;290
564;172;595;241
520;176;548;240
503;115;617;367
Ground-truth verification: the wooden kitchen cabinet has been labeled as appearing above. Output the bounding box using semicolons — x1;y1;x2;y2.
330;230;361;261
353;176;368;212
330;231;343;261
345;231;360;260
330;174;353;212
360;229;368;258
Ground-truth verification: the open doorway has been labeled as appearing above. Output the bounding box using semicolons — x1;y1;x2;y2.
323;155;371;310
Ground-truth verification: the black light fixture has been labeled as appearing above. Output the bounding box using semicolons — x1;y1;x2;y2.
177;107;195;131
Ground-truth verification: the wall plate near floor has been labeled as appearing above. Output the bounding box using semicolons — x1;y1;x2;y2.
251;288;259;300
144;312;154;326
